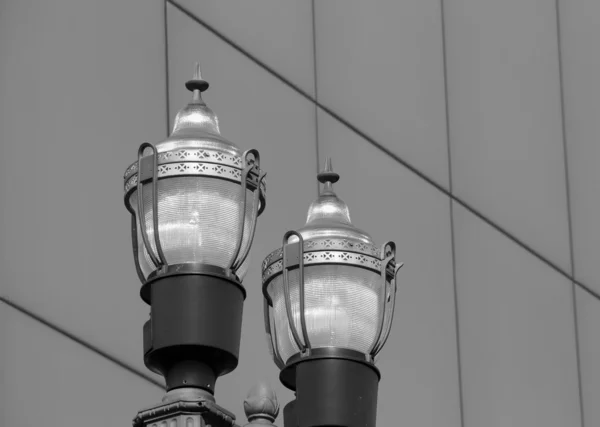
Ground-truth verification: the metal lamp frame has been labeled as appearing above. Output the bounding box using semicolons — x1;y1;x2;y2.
262;232;403;370
124;142;267;290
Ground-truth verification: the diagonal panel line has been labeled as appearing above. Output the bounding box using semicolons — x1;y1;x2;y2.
0;296;164;390
554;0;585;425
168;0;312;104
166;0;600;303
451;199;599;299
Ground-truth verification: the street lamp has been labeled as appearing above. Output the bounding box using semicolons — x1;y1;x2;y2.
124;64;401;427
262;159;402;427
123;64;266;426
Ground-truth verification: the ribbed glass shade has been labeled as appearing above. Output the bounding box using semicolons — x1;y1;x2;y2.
267;265;382;364
129;176;253;279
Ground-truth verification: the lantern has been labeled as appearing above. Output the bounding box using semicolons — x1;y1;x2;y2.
261;159;402;427
123;64;266;393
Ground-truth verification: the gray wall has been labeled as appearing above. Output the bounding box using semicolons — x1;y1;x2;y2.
1;1;599;426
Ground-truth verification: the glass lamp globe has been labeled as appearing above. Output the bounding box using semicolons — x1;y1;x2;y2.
124;64;266;292
261;159;401;377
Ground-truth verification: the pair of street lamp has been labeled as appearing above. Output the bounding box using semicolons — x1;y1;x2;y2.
123;64;402;427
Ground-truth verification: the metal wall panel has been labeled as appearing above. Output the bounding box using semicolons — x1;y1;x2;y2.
314;0;450;188
453;203;581;427
574;287;600;426
0;303;163;426
558;0;600;294
445;0;571;272
0;0;167;383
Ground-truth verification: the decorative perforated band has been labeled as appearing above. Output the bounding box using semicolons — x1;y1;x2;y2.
123;147;266;196
261;250;382;284
124;162;266;194
124;147;243;180
261;237;380;271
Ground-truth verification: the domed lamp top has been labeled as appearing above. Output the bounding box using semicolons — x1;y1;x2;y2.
155;62;240;156
262;158;389;285
124;63;265;204
294;157;374;244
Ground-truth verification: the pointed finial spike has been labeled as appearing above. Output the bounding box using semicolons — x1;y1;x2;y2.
317;157;340;184
185;61;209;93
323;157;333;174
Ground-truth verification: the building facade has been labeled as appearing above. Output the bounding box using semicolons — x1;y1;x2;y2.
1;1;599;426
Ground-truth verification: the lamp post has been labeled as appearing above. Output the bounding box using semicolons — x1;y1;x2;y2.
123;64;401;427
262;159;402;427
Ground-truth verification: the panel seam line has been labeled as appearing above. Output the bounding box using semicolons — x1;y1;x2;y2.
164;0;171;137
440;0;466;425
554;0;586;425
311;0;321;195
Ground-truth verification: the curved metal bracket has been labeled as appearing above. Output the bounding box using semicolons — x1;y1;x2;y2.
282;231;311;356
232;170;267;271
135;143;168;272
264;298;285;370
372;261;403;357
130;215;145;284
228;149;263;273
262;276;274;307
368;241;398;358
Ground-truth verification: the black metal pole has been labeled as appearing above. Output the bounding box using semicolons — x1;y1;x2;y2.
291;357;379;427
142;272;245;393
283;398;298;427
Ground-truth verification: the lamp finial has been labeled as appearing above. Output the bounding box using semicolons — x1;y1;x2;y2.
244;381;279;426
185;61;209;95
317;157;340;196
317;157;340;185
